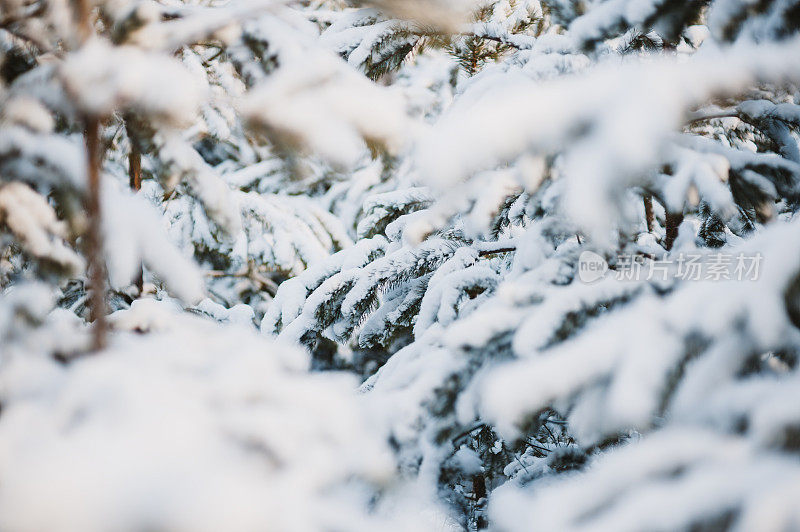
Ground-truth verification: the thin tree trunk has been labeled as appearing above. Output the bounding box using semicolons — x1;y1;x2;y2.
128;136;141;191
85;116;108;350
472;473;488;530
664;211;683;251
74;0;93;40
127;125;144;294
644;195;654;232
76;0;107;350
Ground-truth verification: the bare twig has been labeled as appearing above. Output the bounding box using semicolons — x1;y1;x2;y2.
526;438;551;454
478;247;516;257
644;195;654;232
452;423;487;443
543;423;557;444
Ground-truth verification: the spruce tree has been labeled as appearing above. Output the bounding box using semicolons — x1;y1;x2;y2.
2;0;800;530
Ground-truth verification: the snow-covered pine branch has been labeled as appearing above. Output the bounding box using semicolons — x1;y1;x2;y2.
3;0;800;530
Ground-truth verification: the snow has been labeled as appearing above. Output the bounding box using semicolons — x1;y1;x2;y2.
416;37;800;244
60;40;201;125
490;428;800;532
480;215;800;443
0;125;85;189
0;182;84;274
5;0;800;530
103;184;204;304
0;302;436;532
239;31;414;168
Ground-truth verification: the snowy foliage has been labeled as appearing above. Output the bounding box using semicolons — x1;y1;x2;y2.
0;295;431;531
3;0;800;530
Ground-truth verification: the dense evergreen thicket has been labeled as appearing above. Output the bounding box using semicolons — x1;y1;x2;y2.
2;0;800;530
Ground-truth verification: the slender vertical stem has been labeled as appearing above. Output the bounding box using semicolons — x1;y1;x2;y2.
644;195;654;233
664;212;683;251
127;125;144;294
85;115;107;350
472;473;487;529
74;0;93;41
128;135;141;191
75;0;106;349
